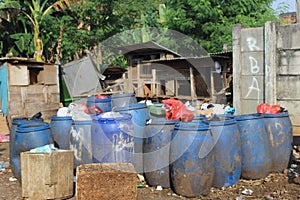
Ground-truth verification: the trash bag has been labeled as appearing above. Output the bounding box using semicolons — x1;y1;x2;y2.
162;98;194;122
257;103;281;114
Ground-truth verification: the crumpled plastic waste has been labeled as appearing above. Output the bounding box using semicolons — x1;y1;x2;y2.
68;103;92;120
257;103;284;114
0;134;9;143
162;98;194;122
30;144;57;153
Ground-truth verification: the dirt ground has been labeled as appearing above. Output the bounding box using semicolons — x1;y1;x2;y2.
1;114;300;200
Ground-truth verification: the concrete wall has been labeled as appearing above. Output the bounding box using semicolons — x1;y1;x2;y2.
233;22;300;136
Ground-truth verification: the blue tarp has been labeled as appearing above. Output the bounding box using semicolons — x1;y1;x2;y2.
0;63;8;115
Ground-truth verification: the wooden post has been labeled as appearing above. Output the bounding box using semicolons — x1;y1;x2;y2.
136;62;143;96
232;24;244;114
151;69;156;97
264;21;278;105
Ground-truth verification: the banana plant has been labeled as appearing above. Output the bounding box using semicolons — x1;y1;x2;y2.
0;0;76;61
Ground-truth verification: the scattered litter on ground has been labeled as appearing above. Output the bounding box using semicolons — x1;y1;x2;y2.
0;134;9;143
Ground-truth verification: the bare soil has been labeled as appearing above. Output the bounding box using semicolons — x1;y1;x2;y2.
1;114;300;200
1;141;300;200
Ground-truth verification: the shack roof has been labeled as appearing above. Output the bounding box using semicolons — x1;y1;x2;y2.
117;41;182;57
0;57;52;65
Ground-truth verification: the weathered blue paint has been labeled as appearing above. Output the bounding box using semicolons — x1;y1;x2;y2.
86;95;112;112
50;115;73;149
263;112;293;172
114;103;150;173
236;113;272;179
170;122;215;197
209;118;242;188
143;118;178;188
70;119;93;168
13;122;53;180
91;113;134;164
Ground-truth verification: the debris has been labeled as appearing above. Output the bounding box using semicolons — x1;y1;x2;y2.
0;134;9;143
156;185;163;191
137;183;147;188
235;196;243;200
264;192;274;200
241;188;253;195
0;161;10;170
9;177;17;182
29;144;57;153
137;174;145;183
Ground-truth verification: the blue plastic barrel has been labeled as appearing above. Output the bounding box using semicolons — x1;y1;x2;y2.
114;103;150;173
69;119;93;168
10;117;44;158
50;115;73;149
111;93;137;108
13;122;53;180
236;113;272;179
91;112;134;164
143;118;178;188
170;121;215;197
10;117;44;180
209;118;241;188
87;95;112;112
263;112;293;172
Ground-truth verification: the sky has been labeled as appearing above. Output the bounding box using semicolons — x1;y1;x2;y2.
271;0;296;12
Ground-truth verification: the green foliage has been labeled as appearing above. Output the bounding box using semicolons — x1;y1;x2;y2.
0;0;280;61
164;0;277;52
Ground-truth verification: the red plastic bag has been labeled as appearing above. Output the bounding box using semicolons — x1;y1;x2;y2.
257;103;269;114
162;98;194;122
257;103;281;114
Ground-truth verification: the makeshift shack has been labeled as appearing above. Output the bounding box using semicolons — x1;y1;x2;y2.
106;41;231;102
0;57;60;127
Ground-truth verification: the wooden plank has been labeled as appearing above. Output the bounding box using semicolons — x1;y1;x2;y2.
43;65;58;85
21;151;74;199
8;65;29;85
293;126;300;136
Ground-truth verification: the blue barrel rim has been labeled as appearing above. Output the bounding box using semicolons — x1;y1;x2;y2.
174;121;210;131
114;103;147;112
12;117;44;125
16;122;50;133
93;112;132;121
51;115;73;121
207;118;236;126
111;93;135;98
235;113;263;121
263;111;289;118
87;95;111;103
146;118;178;125
72;119;93;125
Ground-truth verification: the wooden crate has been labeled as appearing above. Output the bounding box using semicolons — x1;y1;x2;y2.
21;150;74;200
76;163;137;200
